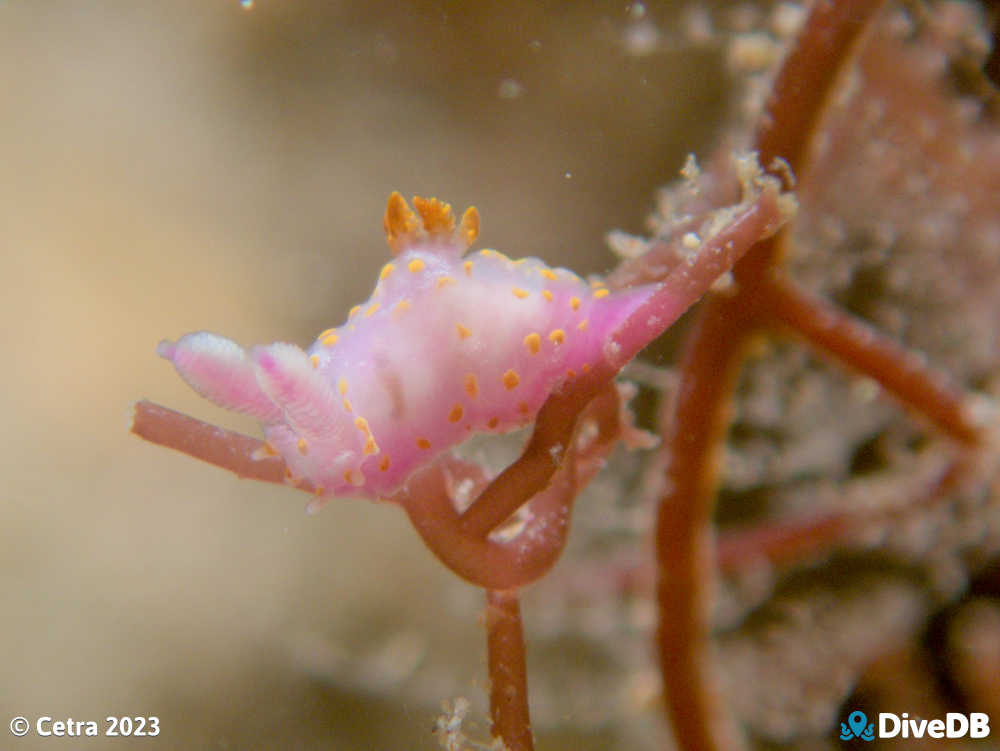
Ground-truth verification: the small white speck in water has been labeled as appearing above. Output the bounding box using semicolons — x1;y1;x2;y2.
497;78;524;99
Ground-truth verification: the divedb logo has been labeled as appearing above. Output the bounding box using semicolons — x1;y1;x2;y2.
839;710;990;741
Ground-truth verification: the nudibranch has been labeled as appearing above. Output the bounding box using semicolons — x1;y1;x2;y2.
158;194;656;501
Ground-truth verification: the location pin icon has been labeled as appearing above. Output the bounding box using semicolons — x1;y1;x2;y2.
848;711;868;738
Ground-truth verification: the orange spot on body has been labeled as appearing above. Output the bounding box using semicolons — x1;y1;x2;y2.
436;276;456;289
512;287;529;299
523;332;541;354
456;323;472;340
380;263;395;280
463;260;473;276
464;373;479;398
310;354;320;368
542;289;553;301
577;319;588;331
338;377;348;395
549;329;565;344
481;249;509;263
503;369;520;389
570;296;581;311
408;258;425;273
322;333;339;347
364;303;380;317
297;438;308;455
594;288;610;299
379;455;391;472
487;417;499;429
448;404;464;423
539;268;557;280
349;305;361;317
393;299;411;314
416;437;431;450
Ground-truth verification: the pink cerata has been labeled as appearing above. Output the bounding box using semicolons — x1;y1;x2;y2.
158;193;657;501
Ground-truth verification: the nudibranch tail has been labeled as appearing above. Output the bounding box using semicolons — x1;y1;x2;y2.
157;332;281;422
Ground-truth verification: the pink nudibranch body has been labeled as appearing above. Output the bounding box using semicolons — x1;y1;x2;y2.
158;194;656;500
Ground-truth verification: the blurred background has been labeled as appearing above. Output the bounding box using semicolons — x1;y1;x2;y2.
0;1;733;748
